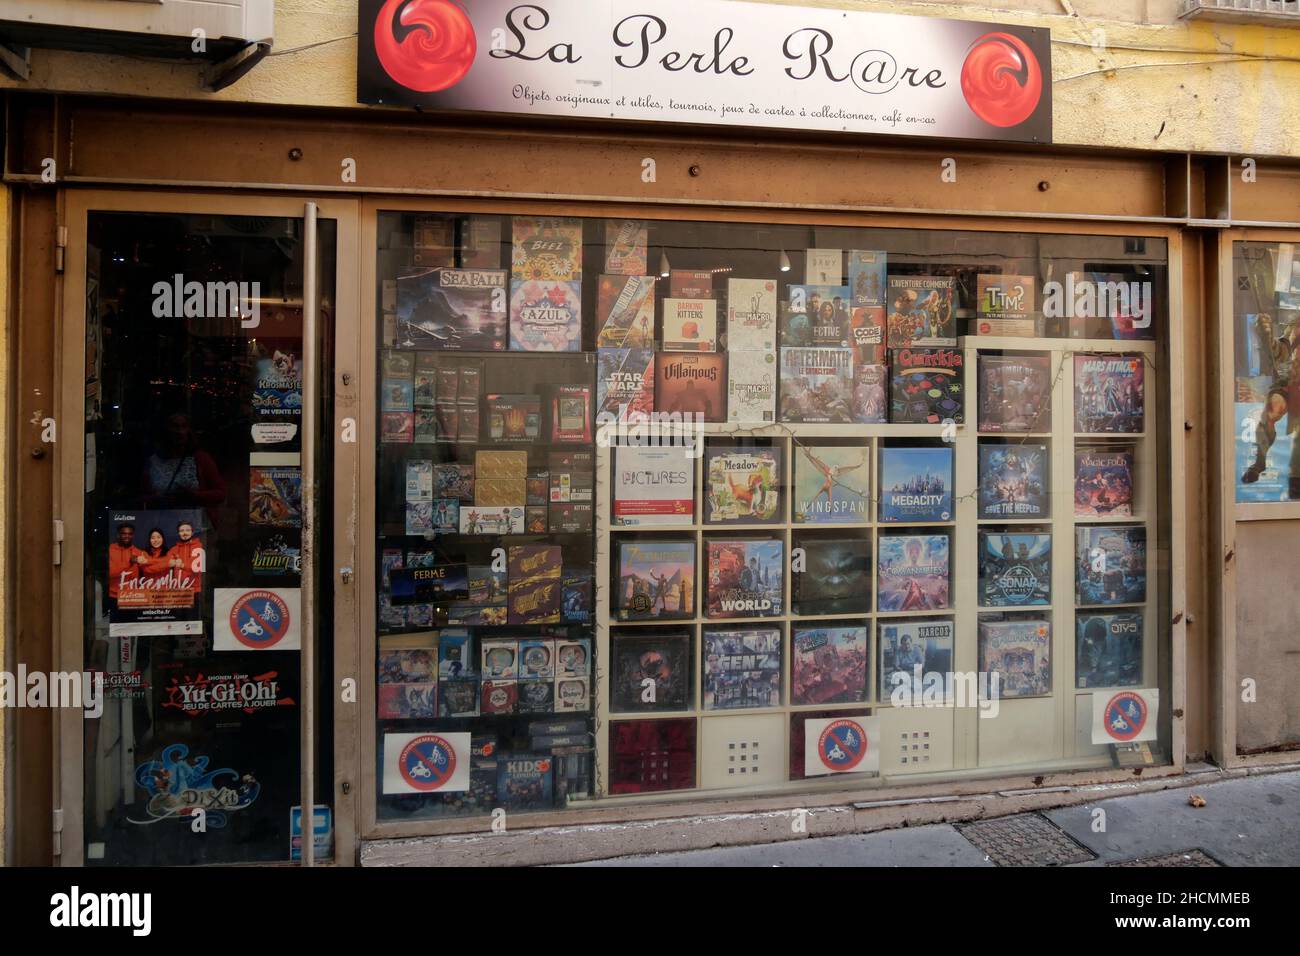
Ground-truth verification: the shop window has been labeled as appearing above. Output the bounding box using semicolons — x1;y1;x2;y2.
1232;241;1300;504
371;213;1172;822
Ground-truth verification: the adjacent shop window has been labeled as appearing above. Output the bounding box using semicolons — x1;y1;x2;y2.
372;214;1172;819
1232;241;1300;503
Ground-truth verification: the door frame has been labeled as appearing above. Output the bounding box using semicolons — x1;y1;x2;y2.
1211;226;1300;769
55;189;362;866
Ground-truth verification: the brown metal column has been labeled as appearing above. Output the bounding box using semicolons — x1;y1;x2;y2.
8;187;58;864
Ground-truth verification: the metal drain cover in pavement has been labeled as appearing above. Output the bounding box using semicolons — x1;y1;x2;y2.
1107;849;1222;867
957;813;1097;866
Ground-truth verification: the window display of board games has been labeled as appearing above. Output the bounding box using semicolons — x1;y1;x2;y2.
375;211;599;822
374;210;1170;811
598;334;1162;792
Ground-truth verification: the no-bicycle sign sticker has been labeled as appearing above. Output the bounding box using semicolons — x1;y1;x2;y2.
214;587;301;651
383;732;471;794
1091;688;1159;745
804;715;880;777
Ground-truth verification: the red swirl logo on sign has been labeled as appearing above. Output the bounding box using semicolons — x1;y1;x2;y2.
960;32;1043;128
375;0;477;93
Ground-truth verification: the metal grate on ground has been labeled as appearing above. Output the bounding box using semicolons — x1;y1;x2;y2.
1107;849;1223;867
957;813;1098;866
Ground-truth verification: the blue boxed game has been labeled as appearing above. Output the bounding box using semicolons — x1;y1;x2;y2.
879;446;953;522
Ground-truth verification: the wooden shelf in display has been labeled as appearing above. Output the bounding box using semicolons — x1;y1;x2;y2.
593;336;1162;799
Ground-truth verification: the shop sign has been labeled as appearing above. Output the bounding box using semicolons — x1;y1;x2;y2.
358;0;1051;143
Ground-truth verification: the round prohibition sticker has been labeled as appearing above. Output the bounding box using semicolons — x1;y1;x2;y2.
1102;691;1148;742
227;589;292;650
818;718;868;773
398;734;458;792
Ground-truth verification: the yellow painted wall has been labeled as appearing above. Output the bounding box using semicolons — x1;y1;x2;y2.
0;0;1297;157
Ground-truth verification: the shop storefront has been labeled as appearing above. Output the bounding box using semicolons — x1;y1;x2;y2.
5;0;1300;867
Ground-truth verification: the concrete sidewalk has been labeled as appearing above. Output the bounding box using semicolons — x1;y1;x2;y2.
576;768;1300;867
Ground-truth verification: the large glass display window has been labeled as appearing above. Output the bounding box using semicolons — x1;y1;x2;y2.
369;210;1174;823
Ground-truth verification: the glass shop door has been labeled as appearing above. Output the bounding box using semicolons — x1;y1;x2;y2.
56;192;359;865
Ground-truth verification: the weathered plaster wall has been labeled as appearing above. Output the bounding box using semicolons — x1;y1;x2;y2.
0;1;1297;157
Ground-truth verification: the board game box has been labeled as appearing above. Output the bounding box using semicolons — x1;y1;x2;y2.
508;545;562;625
779;347;854;423
509;280;582;352
879;618;954;699
395;268;509;351
889;347;965;424
437;631;474;679
978;354;1052;432
805;249;842;284
975;274;1038;337
611;632;691;711
791;626;867;705
654;352;726;422
793;444;869;524
704;538;784;618
596;274;655;348
877;533;951;612
978;532;1051;607
669;270;712;299
438;676;480;718
790;535;871;616
616;540;696;620
886;275;956;346
783;285;852;347
852;363;888;424
705;445;782;524
726;278;778;351
496;754;554;810
978;619;1052;698
1076;525;1147;606
377;682;437;720
596;347;655;422
560;569;593;624
511;216;582;282
702;628;782;710
848;250;887;310
727;349;778;423
1076;612;1144;689
486;393;541;443
604;219;648;275
550;384;592;443
1074;446;1135;517
850;308;887;368
1074;354;1145;433
662;298;718;352
878;446;953;522
978;443;1049;518
1062;271;1156;341
613;444;695;526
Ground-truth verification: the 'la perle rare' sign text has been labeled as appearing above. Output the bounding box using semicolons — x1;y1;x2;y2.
358;0;1052;143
